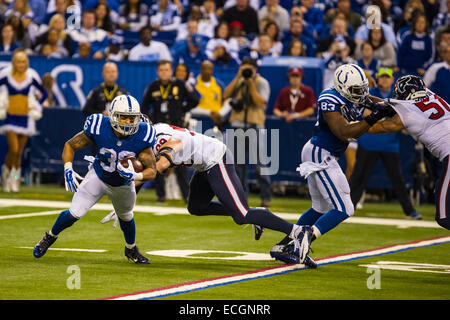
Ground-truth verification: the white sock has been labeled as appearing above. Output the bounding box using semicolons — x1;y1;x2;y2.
312;226;322;239
125;243;135;249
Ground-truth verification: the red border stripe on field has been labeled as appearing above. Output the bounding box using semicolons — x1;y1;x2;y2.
100;235;450;300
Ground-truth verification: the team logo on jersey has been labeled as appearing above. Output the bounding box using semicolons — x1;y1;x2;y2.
117;141;122;146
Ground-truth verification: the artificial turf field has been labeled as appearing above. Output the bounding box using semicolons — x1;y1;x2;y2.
0;185;449;301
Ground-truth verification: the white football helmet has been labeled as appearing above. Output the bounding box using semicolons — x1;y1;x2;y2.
109;95;141;136
334;64;369;104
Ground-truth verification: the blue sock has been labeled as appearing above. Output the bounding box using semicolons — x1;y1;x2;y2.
296;208;323;226
51;210;78;235
119;218;136;246
314;209;349;235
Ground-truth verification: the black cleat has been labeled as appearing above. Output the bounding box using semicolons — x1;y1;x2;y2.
270;242;318;268
125;246;150;264
33;232;57;258
304;255;318;269
254;225;264;240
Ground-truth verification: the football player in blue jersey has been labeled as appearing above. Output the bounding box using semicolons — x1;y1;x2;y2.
33;95;158;264
270;64;394;264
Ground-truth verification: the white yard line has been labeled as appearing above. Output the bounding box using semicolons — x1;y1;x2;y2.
0;199;441;228
17;247;107;253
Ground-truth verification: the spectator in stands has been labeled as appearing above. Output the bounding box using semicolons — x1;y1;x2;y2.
175;63;195;86
395;0;425;44
176;4;218;40
41;0;71;32
72;41;92;58
257;0;290;31
325;0;362;32
317;16;356;57
141;59;198;202
4;0;34;30
209;42;240;67
432;0;449;30
221;0;259;36
0;49;48;193
349;67;422;219
83;61;128;116
354;27;397;68
118;0;149;33
273;66;317;122
28;0;46;25
398;12;434;76
356;42;379;78
229;20;251;59
223;57;272;207
281;19;316;56
95;2;115;36
35;27;69;58
354;5;397;47
84;0;120;13
68;9;109;59
286;39;306;56
5;14;31;50
34;14;72;57
128;26;173;62
424;42;450;103
205;21;240;61
191;60;225;126
322;34;357;88
150;0;182;32
103;35;128;61
171;33;208;65
249;33;279;62
298;0;326;36
251;20;283;56
0;23;20;54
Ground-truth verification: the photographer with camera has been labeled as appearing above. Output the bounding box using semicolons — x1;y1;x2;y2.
223;57;272;207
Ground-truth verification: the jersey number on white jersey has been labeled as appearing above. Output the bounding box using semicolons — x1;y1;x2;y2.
414;95;450;120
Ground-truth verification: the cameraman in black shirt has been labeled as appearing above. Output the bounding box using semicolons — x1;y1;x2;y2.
141;60;199;202
82;62;128;116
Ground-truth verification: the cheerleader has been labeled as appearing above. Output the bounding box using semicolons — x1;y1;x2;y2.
0;49;48;192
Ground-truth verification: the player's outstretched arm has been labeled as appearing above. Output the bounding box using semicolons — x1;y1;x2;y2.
324;111;371;141
137;148;157;181
368;114;405;134
155;138;183;173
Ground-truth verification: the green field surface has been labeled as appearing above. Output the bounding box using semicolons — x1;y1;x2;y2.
0;186;449;300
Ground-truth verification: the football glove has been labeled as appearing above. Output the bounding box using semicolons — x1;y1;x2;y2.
116;160;143;181
64;162;84;192
101;211;118;228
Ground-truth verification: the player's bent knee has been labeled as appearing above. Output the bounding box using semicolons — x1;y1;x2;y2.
116;211;133;222
231;213;247;225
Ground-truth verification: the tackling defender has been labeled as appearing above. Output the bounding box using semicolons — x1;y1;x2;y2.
33;95;158;264
270;64;393;264
369;75;450;230
103;121;317;267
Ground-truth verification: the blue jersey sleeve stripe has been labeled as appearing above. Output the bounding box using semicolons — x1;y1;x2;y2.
317;97;340;106
95;114;103;135
319;94;345;105
90;114;98;135
149;126;156;144
144;123;151;142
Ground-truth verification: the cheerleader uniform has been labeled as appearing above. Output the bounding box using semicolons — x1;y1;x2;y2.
0;67;48;136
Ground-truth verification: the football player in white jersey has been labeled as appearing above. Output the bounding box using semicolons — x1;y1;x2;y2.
368;75;450;230
102;121;318;267
33;95;158;263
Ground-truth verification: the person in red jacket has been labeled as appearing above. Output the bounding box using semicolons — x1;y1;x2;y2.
273;67;317;122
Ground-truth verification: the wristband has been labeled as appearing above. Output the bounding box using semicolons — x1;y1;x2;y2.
159;152;174;167
134;172;144;181
64;162;73;170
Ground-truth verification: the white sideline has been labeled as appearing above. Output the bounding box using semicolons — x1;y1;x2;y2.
0;198;441;228
17;246;107;253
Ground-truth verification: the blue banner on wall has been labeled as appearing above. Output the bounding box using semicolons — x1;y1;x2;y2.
0;55;324;114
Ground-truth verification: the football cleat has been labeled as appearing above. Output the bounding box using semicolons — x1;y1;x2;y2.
33;232;57;258
254;225;264;240
293;225;314;264
406;211;422;220
270;242;318;268
125;246;150;264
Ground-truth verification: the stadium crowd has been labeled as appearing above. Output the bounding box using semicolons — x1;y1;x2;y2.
0;0;449;211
